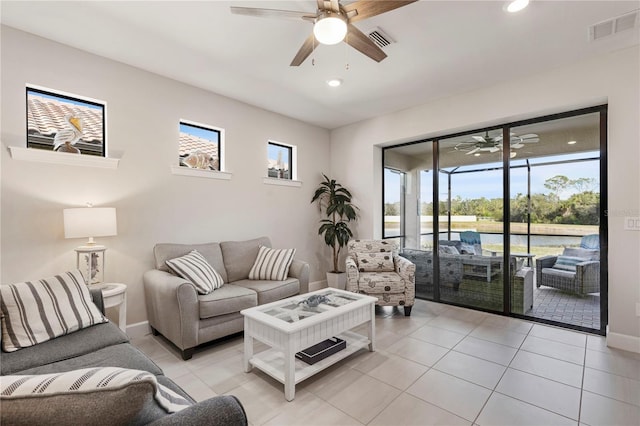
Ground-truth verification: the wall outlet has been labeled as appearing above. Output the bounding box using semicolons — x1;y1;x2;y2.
624;217;640;230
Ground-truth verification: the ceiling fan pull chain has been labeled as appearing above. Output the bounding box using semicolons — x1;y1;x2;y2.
345;32;350;70
312;34;316;66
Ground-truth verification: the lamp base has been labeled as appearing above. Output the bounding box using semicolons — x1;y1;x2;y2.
74;245;107;285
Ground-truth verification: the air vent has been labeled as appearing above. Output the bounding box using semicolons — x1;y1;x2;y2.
589;9;639;41
367;27;394;48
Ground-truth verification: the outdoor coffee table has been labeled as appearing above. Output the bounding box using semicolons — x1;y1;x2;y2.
241;288;377;401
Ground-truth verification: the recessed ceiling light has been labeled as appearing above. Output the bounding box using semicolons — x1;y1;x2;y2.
474;153;481;157
326;78;342;87
568;140;577;145
506;0;529;13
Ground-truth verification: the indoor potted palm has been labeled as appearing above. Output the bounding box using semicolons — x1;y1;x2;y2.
311;174;358;289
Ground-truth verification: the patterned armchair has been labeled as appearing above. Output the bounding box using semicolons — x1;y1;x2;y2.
346;240;415;316
535;234;600;295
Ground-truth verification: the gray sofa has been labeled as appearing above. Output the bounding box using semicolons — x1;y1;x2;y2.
0;289;247;426
144;236;310;360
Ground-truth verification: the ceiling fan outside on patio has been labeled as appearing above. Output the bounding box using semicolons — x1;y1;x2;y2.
454;131;539;157
230;0;417;66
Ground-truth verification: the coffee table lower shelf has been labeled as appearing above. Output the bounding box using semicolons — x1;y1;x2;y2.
249;331;369;386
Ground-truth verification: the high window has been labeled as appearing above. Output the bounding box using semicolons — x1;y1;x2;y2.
26;86;106;157
178;120;223;171
268;141;295;180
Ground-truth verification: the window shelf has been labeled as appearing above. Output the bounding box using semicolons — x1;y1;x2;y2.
9;147;119;169
263;177;302;188
170;165;232;180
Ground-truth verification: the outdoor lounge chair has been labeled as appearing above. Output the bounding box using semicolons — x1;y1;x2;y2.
535;234;600;295
457;232;502;282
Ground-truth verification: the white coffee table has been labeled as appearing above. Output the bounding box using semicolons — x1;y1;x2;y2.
241;288;377;401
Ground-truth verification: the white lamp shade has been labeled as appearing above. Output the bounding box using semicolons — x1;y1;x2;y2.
64;207;117;240
314;16;347;45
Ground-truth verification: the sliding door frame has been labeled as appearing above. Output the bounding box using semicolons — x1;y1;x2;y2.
382;104;608;335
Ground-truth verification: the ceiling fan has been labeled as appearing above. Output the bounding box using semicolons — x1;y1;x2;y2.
230;0;417;66
454;131;539;157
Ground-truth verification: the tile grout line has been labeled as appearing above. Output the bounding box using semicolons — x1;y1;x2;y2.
470;319;531;425
577;335;588;425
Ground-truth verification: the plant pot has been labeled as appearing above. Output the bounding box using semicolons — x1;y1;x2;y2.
326;272;347;290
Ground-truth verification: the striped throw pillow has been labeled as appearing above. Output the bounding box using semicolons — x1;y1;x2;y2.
552;255;584;272
248;246;296;281
0;367;191;418
0;270;108;353
165;250;223;294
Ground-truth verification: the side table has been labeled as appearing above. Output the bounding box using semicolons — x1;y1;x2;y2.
96;283;127;332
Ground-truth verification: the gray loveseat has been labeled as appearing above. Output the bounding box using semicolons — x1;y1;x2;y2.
0;289;247;425
144;236;310;360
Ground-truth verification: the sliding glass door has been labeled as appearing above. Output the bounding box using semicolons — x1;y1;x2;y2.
382;106;607;334
509;113;602;330
437;131;505;312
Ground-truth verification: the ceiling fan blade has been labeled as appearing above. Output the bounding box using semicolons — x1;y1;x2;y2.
345;24;387;62
290;33;317;66
488;147;500;153
343;0;418;24
471;135;486;142
330;0;340;13
512;143;525;149
230;6;314;21
519;133;539;139
466;147;481;155
521;138;539;143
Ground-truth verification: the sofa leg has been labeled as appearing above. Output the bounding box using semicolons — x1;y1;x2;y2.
150;326;159;336
404;306;413;316
181;348;194;360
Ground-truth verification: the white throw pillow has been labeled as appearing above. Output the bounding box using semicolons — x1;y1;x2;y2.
0;270;108;352
248;246;296;281
165;250;223;294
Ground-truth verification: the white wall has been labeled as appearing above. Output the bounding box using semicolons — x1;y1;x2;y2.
1;26;332;325
331;46;640;348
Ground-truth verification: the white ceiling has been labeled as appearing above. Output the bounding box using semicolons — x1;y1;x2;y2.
2;1;639;130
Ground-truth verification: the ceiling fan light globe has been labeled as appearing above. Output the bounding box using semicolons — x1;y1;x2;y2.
314;14;347;45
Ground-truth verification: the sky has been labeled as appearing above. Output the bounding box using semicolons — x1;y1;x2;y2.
28;89;103;110
385;152;599;204
268;143;290;165
179;122;219;142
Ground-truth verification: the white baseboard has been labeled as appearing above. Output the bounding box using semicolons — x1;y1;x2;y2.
309;280;327;292
126;320;151;339
606;326;640;353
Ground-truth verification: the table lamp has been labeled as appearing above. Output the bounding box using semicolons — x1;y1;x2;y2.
63;205;117;285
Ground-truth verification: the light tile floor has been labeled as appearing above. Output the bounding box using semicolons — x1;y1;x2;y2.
131;299;640;426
